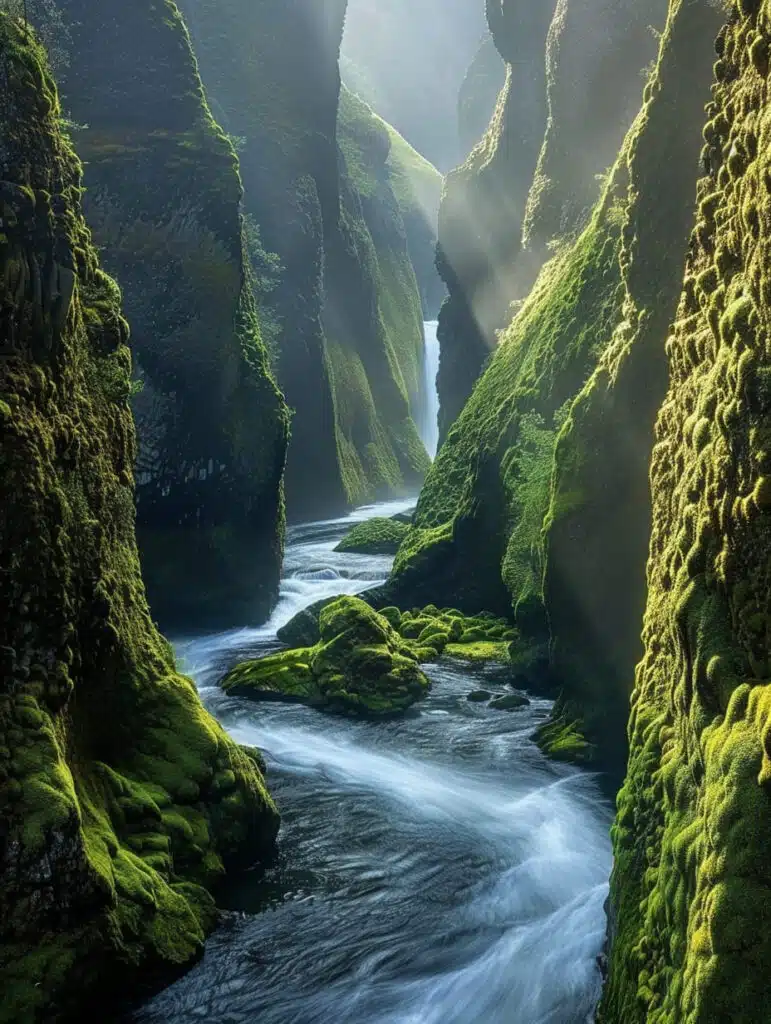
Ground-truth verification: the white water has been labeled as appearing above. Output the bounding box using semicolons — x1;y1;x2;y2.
419;320;440;459
138;499;612;1024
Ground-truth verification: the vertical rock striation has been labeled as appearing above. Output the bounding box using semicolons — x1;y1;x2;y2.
57;0;289;629
0;16;278;1021
181;0;430;520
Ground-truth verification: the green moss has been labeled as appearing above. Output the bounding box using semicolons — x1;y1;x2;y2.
600;4;771;1020
389;0;719;781
0;17;277;1019
335;517;409;555
223;597;430;717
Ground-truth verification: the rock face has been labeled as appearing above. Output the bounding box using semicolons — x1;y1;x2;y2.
435;0;668;445
390;0;720;778
56;0;289;629
180;0;430;520
341;0;487;171
0;17;278;1021
600;3;771;1019
457;32;507;159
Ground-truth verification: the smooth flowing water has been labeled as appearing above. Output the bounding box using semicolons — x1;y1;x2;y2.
419;321;440;459
135;499;612;1024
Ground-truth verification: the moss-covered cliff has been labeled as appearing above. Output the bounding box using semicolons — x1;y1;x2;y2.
0;17;278;1021
180;0;430;519
434;0;557;441
600;2;771;1018
435;0;669;445
54;0;289;629
390;0;719;778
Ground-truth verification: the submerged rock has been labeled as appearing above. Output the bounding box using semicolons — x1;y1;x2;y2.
223;597;430;717
467;690;493;703
489;694;530;712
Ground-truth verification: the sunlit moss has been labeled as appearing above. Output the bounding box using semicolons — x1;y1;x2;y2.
600;2;771;1019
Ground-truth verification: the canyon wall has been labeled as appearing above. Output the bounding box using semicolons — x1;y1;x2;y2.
0;16;278;1020
181;0;431;520
601;1;771;1017
389;0;719;779
435;0;668;445
58;0;289;629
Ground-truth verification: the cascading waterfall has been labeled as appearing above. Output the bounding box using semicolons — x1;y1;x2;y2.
419;320;441;459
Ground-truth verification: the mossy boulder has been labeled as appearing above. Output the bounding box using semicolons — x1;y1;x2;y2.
223;597;430;717
334;517;409;555
0;18;277;1020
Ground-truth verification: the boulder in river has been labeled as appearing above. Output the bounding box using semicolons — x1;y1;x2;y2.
334;517;410;555
489;694;531;712
223;597;430;717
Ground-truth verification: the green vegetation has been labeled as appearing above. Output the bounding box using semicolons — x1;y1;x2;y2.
275;599;518;668
334;516;409;555
177;1;431;519
0;17;277;1020
222;597;431;717
599;2;771;1018
58;0;289;628
390;0;719;779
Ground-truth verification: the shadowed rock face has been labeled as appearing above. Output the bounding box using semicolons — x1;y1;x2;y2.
0;15;278;1021
435;0;668;446
457;32;507;159
388;0;719;783
180;0;429;522
55;0;289;630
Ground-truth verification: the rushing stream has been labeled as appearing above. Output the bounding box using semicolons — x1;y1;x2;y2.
135;498;612;1024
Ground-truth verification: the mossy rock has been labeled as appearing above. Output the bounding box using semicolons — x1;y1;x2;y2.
334;517;410;555
223;597;430;717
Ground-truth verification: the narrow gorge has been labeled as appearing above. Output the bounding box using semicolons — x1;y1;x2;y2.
3;0;771;1022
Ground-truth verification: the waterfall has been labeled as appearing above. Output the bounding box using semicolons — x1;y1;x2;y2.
419;320;440;459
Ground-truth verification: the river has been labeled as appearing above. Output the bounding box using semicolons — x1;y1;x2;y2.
134;497;612;1024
